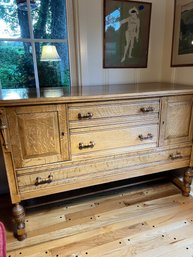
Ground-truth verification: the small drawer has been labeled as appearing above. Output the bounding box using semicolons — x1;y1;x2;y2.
70;123;159;157
68;99;160;128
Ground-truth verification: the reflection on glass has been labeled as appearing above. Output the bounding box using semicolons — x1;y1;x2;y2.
40;45;61;62
32;0;68;39
0;0;30;38
0;41;35;88
105;8;121;32
36;42;70;87
1;88;32;100
43;88;66;98
3;91;23;100
0;87;71;100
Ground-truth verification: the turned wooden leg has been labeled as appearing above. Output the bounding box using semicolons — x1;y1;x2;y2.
183;168;193;197
12;203;27;241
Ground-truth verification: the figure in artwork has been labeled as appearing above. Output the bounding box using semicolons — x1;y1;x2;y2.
119;7;140;62
104;2;150;68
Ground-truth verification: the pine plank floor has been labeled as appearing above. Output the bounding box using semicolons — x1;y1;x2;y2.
2;180;193;257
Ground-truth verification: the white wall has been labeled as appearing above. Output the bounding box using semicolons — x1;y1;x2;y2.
162;1;193;85
75;0;167;86
74;0;193;86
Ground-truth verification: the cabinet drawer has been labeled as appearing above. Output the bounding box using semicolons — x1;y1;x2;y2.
69;99;160;128
70;123;159;157
17;146;191;198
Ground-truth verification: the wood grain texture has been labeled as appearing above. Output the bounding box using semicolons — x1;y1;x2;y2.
0;109;21;203
0;84;193;238
71;123;159;156
12;203;27;241
6;104;69;168
0;83;193;106
16;146;191;198
4;181;193;257
68;99;160;128
18;159;190;201
159;95;193;146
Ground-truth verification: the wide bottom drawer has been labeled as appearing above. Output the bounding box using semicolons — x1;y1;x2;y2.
17;146;191;199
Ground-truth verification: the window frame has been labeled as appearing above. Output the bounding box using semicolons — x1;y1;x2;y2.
0;0;77;89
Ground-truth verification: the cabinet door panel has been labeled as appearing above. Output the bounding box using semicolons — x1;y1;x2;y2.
159;95;193;146
6;105;69;168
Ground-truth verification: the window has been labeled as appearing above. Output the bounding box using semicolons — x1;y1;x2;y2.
0;0;71;89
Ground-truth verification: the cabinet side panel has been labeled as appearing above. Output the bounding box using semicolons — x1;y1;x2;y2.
0;109;20;203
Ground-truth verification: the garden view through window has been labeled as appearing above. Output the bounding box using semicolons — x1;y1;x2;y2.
0;0;71;89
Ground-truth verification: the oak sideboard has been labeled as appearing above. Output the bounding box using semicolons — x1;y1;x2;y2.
1;82;193;241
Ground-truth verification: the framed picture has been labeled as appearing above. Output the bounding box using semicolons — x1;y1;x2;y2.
103;0;152;68
171;0;193;66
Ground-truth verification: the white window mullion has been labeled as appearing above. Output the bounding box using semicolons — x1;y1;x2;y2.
27;0;40;93
66;0;79;87
31;43;40;94
0;38;32;42
33;39;67;43
0;38;67;43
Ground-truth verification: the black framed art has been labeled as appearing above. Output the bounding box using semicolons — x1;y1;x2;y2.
171;0;193;66
103;0;152;68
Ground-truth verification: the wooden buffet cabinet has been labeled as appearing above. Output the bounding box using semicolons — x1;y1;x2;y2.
1;82;193;241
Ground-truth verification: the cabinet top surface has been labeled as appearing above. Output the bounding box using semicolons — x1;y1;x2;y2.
1;82;193;106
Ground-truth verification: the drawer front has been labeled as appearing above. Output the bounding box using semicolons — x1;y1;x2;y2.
69;99;160;128
17;146;191;198
70;124;159;157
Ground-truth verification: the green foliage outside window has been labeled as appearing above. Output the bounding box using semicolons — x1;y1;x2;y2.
0;0;71;89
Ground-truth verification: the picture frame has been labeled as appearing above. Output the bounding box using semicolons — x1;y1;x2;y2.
103;0;152;68
171;0;193;67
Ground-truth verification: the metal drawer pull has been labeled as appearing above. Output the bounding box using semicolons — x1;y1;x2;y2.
138;133;153;141
169;153;183;160
35;175;53;186
79;141;95;150
78;112;93;120
140;107;154;113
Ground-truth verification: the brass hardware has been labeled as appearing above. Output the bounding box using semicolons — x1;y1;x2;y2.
35;175;53;186
169;153;183;160
79;141;95;150
138;133;153;141
78;112;93;120
0;120;8;150
140;107;154;113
